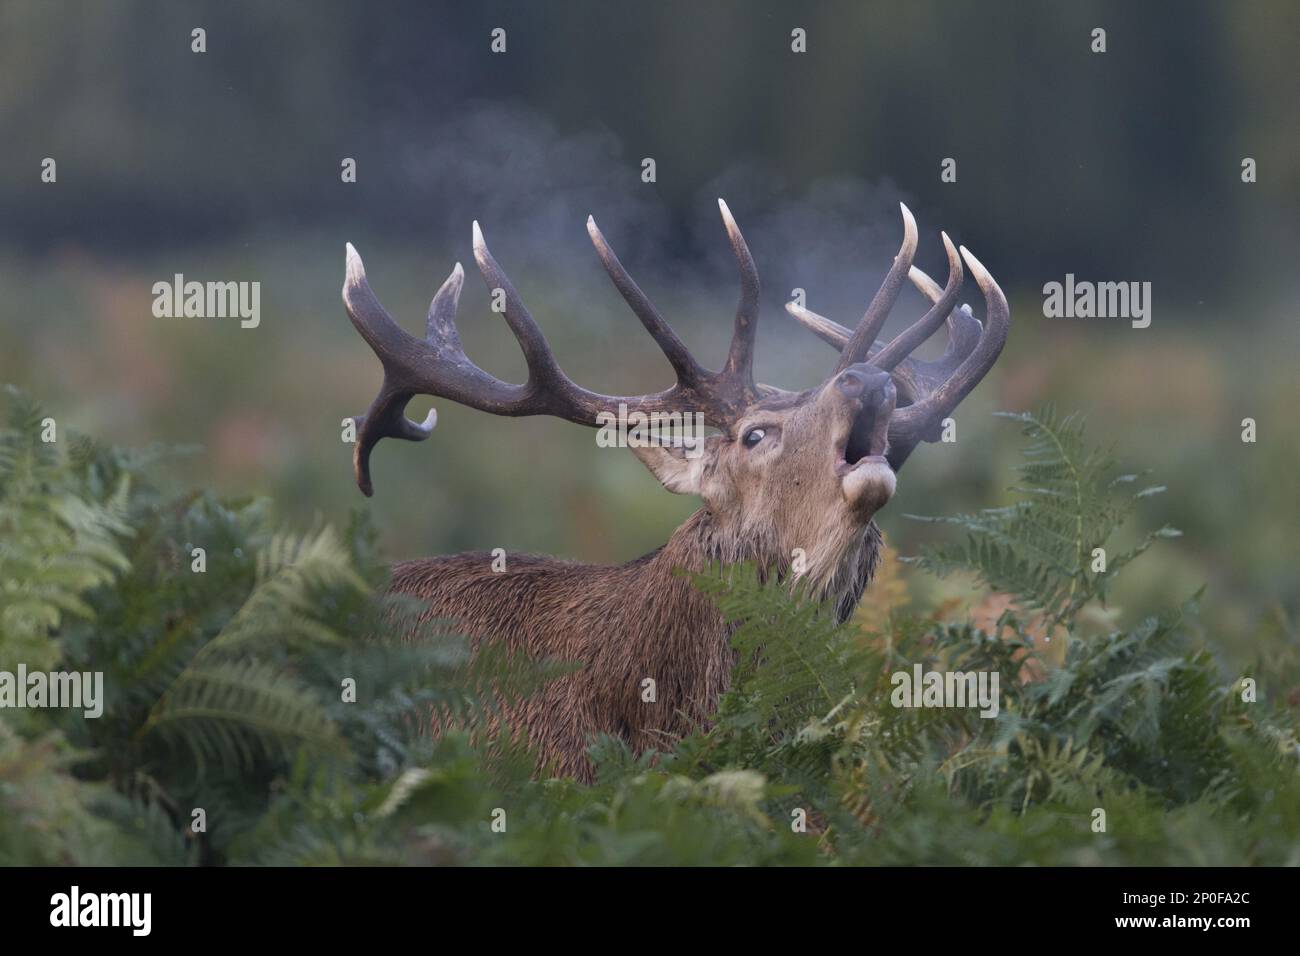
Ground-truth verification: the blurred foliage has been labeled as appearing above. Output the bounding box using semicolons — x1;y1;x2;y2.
0;0;1295;681
2;1;1297;293
2;389;1297;865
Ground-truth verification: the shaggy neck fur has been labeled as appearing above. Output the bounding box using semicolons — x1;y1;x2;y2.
658;507;883;621
390;508;882;781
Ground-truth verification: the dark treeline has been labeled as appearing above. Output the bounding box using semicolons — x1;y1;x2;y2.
1;1;1297;311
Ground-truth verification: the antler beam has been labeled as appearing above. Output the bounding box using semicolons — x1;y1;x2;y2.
346;201;1008;493
785;203;1010;470
343;201;792;495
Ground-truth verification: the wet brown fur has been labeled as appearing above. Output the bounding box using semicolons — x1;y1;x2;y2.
391;508;881;782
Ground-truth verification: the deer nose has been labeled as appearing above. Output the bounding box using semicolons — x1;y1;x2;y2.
835;366;894;403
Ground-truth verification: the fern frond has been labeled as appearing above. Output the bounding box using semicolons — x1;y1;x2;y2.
140;660;343;774
906;406;1179;624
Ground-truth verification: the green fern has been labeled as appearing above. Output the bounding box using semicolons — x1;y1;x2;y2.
0;386;133;672
905;407;1181;624
139;660;344;774
3;385;1297;866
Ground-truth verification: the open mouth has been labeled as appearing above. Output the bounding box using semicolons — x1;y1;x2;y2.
834;403;891;476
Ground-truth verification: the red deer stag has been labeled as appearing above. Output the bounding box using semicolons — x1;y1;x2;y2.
342;200;1009;780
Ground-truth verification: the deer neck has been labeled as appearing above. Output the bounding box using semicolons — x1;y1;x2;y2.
644;507;883;623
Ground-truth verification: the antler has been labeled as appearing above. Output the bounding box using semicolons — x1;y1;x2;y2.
785;203;1010;471
343;200;791;495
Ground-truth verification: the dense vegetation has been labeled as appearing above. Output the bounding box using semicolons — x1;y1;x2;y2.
2;388;1296;865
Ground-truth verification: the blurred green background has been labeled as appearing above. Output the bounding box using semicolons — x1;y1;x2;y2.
1;1;1296;659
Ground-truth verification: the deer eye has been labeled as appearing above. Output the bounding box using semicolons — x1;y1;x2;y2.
742;427;766;448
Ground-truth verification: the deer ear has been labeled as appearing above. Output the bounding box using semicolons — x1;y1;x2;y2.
631;441;709;496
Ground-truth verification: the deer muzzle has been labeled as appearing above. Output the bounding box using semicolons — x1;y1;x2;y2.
834;365;896;476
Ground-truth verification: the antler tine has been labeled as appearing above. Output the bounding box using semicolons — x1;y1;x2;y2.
908;262;944;302
717;199;760;398
880;303;981;433
344;243;419;368
344;246;471;496
784;297;978;407
345;208;798;495
781;210;1007;472
586;216;707;387
474;219;771;425
905;261;984;366
783;240;965;359
909;264;977;345
425;260;466;350
870;232;963;370
886;245;1010;469
471;221;575;394
784;300;852;350
833;202;918;375
782;218;981;408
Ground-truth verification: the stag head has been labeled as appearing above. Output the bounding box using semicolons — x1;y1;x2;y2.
342;200;1009;586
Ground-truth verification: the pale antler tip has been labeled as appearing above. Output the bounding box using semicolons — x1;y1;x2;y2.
344;242;366;285
899;202;919;245
958;245;991;290
442;262;465;297
940;233;963;272
717;198;738;233
907;265;942;302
